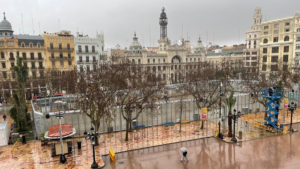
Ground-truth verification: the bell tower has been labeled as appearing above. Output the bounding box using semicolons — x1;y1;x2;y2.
253;7;263;25
159;7;168;40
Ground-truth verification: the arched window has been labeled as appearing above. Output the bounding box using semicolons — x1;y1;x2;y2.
37;43;40;48
10;52;14;59
21;43;25;47
263;39;268;43
297;28;300;32
254;34;257;38
249;35;251;38
29;43;33;47
284;36;289;41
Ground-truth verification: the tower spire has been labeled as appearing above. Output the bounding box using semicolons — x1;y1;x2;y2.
3;12;6;19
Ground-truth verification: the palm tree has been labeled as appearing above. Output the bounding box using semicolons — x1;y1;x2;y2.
10;52;29;131
225;91;236;137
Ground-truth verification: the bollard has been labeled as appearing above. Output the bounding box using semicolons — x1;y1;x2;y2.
239;131;243;139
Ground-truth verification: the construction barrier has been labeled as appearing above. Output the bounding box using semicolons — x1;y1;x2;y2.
109;149;115;163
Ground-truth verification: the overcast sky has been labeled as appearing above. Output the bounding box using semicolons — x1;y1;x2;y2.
2;0;300;49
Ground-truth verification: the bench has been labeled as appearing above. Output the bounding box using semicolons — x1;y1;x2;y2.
164;122;174;127
180;120;190;124
134;125;145;129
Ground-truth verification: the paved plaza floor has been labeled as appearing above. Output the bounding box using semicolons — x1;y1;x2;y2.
103;123;300;169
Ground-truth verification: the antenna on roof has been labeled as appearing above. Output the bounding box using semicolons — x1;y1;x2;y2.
38;22;40;35
58;19;60;32
31;12;35;35
182;23;183;38
21;14;24;34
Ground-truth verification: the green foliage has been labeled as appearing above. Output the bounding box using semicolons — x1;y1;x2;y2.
225;91;236;112
9;106;18;122
39;132;45;138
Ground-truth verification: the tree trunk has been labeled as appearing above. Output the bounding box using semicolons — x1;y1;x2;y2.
201;120;204;129
125;120;130;141
228;112;233;137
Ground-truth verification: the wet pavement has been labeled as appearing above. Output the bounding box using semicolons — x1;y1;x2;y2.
103;123;300;169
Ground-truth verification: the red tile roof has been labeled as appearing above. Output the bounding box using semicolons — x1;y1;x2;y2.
48;124;73;137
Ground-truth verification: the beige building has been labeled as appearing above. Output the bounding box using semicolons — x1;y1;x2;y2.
259;12;300;75
243;7;263;74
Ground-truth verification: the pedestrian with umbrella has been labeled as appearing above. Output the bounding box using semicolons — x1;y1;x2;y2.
3;114;6;121
180;147;189;162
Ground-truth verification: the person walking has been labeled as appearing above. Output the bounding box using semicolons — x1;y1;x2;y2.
3;114;6;121
180;147;189;162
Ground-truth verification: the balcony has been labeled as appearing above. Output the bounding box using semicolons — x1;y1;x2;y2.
9;58;15;61
47;47;74;52
0;57;5;60
49;56;74;60
76;50;98;54
38;67;45;69
30;67;37;70
22;57;44;61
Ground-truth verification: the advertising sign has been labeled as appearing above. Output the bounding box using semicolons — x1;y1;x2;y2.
284;98;289;109
201;108;207;120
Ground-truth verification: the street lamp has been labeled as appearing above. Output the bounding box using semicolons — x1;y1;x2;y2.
164;93;169;121
288;101;297;132
56;111;66;164
91;133;99;168
231;109;241;142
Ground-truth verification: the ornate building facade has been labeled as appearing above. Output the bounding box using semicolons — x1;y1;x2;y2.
118;8;206;84
0;13;46;99
243;7;263;74
259;12;300;75
75;31;105;72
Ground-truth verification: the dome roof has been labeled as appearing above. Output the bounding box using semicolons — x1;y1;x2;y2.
160;7;167;19
194;37;205;51
129;32;142;50
0;13;13;31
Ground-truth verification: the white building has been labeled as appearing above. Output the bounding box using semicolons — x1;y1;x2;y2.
75;31;105;71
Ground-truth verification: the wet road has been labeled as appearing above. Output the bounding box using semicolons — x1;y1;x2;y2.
103;123;300;169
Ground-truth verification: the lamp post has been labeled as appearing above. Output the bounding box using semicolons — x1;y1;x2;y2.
288;101;297;132
56;111;66;164
91;133;99;168
164;94;168;122
231;109;241;142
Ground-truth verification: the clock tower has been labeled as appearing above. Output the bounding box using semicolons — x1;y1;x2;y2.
159;7;168;40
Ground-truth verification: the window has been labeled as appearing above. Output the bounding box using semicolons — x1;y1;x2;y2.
60;61;64;66
22;53;26;59
284;36;289;41
39;62;43;68
153;59;155;63
198;58;200;62
68;53;71;58
263;48;267;53
264;26;269;29
3;72;7;79
175;65;177;70
190;58;192;61
284;46;289;52
2;62;6;68
37;43;40;48
87;65;90;72
272;47;279;53
283;55;289;62
163;66;166;71
31;62;35;68
79;56;82;62
68;61;72;66
171;65;173;70
296;52;300;57
285;22;290;26
163;59;165;63
52;61;55;66
86;56;89;62
158;66;161;71
59;53;63;58
85;46;88;52
0;52;4;58
51;52;54;58
296;36;300;42
39;71;44;78
50;43;54;49
249;35;251;38
285;28;290;32
274;24;279;28
296;60;300;65
38;53;42;59
264;32;268;35
252;57;257;60
67;43;70;49
93;56;96;62
283;65;288;71
263;56;267;62
296;44;300;49
263;39;268;43
246;62;250;66
148;59;150;63
10;52;14;59
273;37;278;42
186;58;188;62
80;66;83;72
194;58;196;62
271;56;278;62
59;43;62;49
11;63;14;67
30;53;34;59
271;65;278;71
138;59;141;64
274;30;279;34
92;46;95;53
297;28;300;32
78;45;82;52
